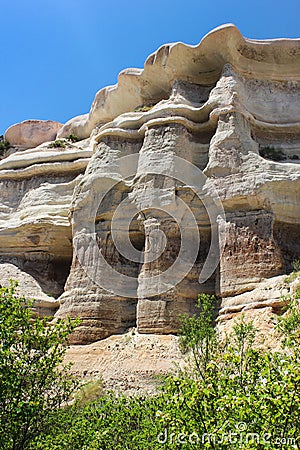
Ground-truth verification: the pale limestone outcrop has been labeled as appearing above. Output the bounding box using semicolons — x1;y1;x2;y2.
57;23;300;140
0;138;91;298
5;120;63;148
2;24;300;346
65;331;184;395
57;62;299;342
0;263;58;316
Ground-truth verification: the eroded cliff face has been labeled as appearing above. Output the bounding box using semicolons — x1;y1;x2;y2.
2;24;300;348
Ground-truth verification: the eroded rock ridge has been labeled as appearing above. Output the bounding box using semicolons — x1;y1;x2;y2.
1;24;299;345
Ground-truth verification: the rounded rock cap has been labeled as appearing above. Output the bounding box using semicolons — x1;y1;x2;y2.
4;119;63;148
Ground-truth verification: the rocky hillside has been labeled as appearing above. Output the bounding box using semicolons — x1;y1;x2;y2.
1;24;300;390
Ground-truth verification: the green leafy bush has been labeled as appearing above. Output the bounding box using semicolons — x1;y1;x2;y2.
48;135;81;148
292;259;300;272
0;281;79;450
179;294;217;378
0;135;11;156
259;146;286;162
134;104;155;112
48;139;68;148
30;394;166;450
159;293;300;448
285;258;300;283
75;379;104;407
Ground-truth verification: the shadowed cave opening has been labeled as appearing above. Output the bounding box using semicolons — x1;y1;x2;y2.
0;252;72;299
273;221;300;272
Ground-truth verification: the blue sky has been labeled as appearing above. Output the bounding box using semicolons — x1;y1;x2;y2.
1;0;299;135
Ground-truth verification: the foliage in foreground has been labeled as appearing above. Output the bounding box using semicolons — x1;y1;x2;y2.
29;394;165;450
0;281;79;450
2;278;300;449
30;287;300;449
0;136;11;155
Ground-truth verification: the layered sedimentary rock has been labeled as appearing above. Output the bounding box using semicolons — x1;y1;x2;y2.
0;139;91;303
2;24;300;344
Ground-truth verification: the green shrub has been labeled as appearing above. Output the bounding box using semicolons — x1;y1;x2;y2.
75;379;104;407
134;104;155;112
0;281;79;449
48;135;81;148
28;292;300;449
0;135;11;155
48;139;67;148
277;290;300;348
30;394;166;450
179;293;217;378
285;258;300;283
259;146;286;162
292;259;300;272
158;293;300;449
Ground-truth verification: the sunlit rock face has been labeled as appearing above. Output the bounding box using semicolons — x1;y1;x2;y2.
5;120;63;149
2;24;300;344
0;139;91;303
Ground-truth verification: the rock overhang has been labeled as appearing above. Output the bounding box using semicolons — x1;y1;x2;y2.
0;24;300;345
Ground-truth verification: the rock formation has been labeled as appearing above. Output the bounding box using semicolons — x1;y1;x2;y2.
5;120;63;148
1;24;300;348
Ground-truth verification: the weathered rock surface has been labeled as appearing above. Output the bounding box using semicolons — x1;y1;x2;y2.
0;262;59;316
0;138;91;298
5;119;63;148
65;273;300;394
2;24;300;354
